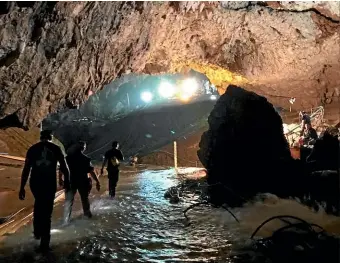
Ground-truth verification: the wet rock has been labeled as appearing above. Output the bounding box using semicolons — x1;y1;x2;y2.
164;188;173;199
169;195;180;204
164;186;181;203
198;85;303;207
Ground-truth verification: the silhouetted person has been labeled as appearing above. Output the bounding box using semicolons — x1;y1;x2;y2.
302;123;318;146
19;130;70;252
300;111;311;136
129;156;138;167
101;141;124;198
62;141;100;224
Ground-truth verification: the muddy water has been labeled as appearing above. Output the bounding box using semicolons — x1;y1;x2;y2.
1;168;340;262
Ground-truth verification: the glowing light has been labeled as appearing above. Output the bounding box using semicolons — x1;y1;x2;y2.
180;78;198;96
141;91;153;103
179;93;191;102
210;95;217;100
158;81;176;98
51;229;62;234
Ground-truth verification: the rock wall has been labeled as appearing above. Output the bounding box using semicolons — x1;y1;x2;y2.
198;85;303;206
0;1;339;128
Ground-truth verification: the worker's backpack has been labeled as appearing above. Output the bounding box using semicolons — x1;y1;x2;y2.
110;156;120;167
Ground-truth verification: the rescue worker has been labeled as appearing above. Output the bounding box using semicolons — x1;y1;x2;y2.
129;155;138;167
302;123;318;145
62;141;100;224
19;130;70;252
100;141;124;198
299;111;311;136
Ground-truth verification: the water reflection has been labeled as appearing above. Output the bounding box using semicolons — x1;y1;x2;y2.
0;169;340;262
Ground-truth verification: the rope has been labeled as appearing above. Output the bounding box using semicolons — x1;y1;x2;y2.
154;150;198;165
86;104;148;157
86;140;112;156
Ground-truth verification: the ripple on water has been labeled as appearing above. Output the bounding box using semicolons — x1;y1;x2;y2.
1;169;340;263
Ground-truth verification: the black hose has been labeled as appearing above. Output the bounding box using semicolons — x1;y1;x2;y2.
310;223;326;233
273;222;315;236
251;215;324;239
183;201;210;220
183;201;240;223
221;204;240;223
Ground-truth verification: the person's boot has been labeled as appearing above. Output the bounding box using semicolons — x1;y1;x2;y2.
33;232;41;240
33;228;41;240
110;189;116;198
84;210;92;219
37;236;51;253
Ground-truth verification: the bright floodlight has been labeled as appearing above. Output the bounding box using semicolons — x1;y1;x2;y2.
179;93;191;102
141;91;153;103
210;95;217;100
181;78;199;96
158;81;175;98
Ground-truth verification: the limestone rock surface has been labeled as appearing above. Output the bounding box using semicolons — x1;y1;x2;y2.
0;1;339;128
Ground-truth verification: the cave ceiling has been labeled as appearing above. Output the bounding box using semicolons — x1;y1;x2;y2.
0;1;339;128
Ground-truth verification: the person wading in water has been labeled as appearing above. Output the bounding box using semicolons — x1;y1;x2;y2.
100;141;124;198
19;130;70;252
62;141;100;224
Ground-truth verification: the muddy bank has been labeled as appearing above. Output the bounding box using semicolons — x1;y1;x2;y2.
0;163;33;218
0;128;40;157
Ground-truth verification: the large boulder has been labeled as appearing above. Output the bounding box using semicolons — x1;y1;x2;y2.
198;85;303;206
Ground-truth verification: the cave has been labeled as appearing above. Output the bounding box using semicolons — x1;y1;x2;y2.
42;71;219;161
0;2;340;262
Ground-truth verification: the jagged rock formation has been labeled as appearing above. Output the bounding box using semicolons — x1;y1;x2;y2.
0;1;339;128
197;85;304;207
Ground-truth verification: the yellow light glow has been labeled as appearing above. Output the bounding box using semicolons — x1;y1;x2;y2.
176;78;199;102
170;61;249;94
180;78;198;95
179;93;191;102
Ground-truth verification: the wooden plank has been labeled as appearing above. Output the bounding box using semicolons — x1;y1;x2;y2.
0;155;25;162
0;190;65;239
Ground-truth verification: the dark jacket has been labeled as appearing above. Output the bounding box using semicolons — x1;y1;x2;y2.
66;151;94;188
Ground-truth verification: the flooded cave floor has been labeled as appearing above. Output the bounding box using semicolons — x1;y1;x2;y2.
1;158;340;262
